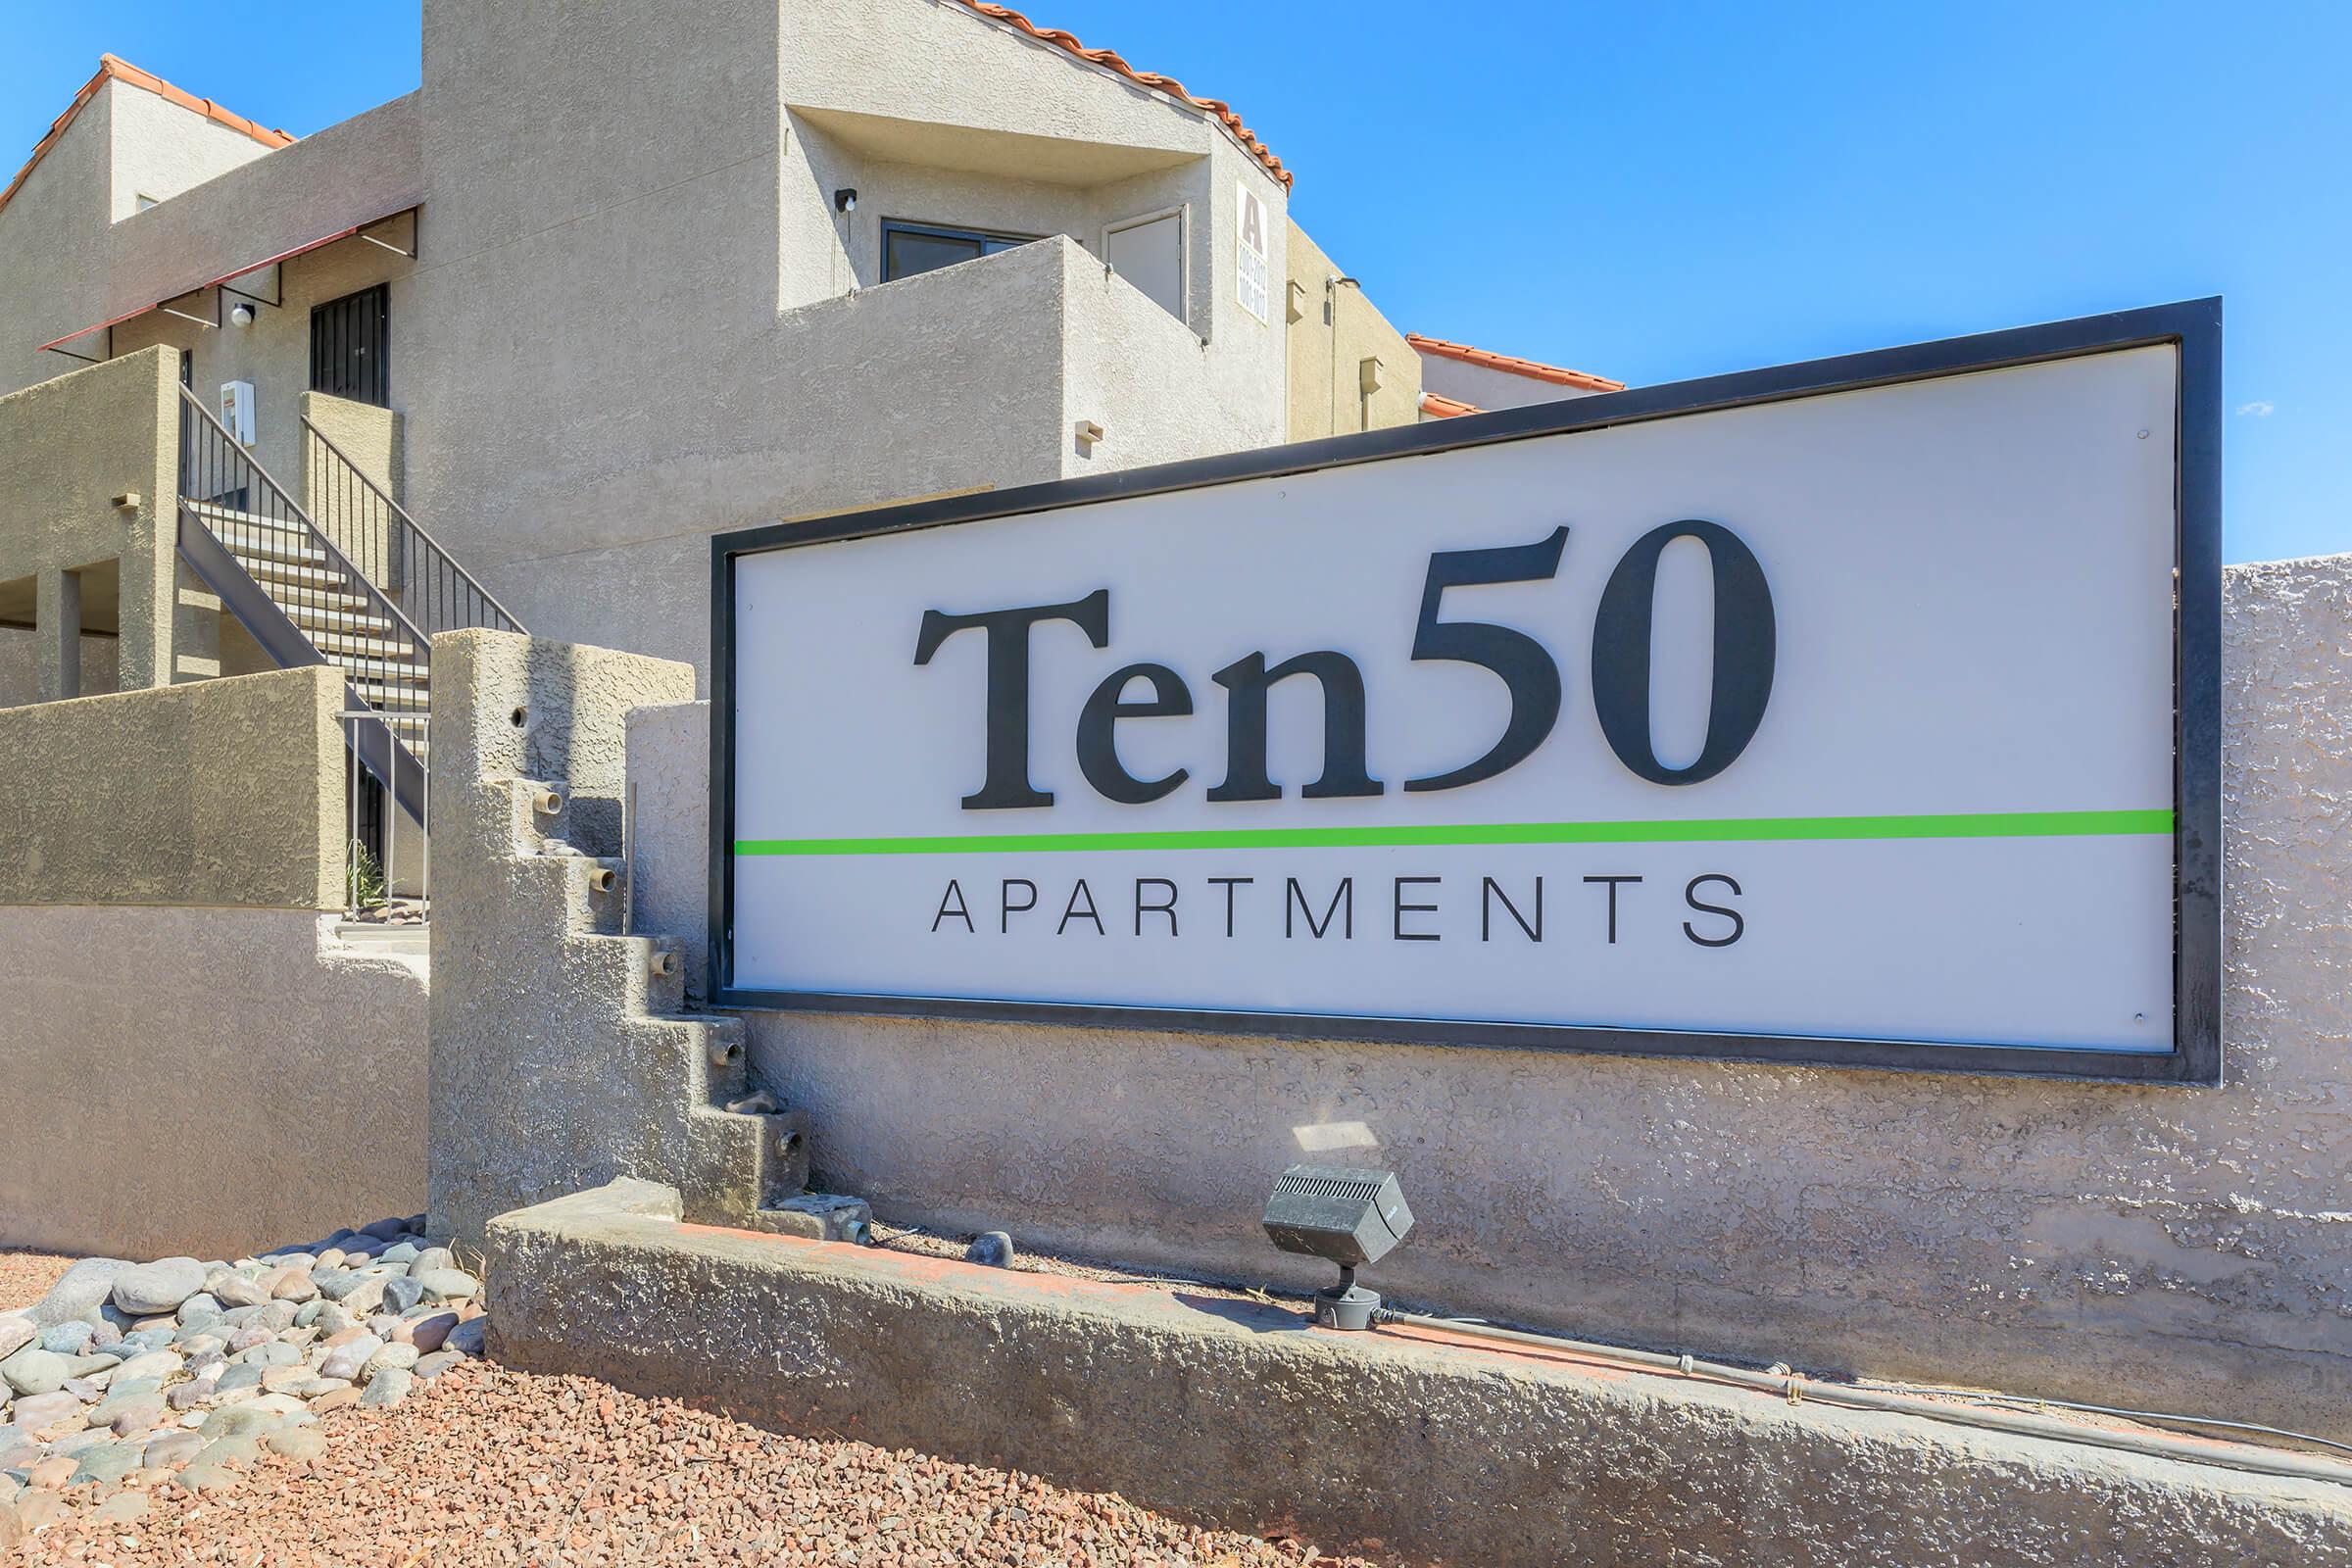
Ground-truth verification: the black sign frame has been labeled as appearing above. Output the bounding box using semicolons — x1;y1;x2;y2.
710;300;2222;1084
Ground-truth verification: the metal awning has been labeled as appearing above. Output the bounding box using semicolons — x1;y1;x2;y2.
37;206;417;361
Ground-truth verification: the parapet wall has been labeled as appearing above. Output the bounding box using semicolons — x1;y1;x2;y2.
624;553;2352;1446
0;662;348;908
0;906;427;1258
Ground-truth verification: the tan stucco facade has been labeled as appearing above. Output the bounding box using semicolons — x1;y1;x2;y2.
0;4;1418;699
1284;219;1422;440
0;905;426;1259
0;662;347;908
0;345;179;704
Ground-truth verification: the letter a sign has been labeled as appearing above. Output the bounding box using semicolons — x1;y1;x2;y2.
712;302;2223;1084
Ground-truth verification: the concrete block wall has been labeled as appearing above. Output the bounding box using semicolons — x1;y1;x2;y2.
622;553;2352;1447
424;630;814;1247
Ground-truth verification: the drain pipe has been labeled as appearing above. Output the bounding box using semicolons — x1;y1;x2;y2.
1376;1311;2352;1491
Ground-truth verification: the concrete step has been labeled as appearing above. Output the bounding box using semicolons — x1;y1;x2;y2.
309;628;419;660
214;523;330;567
325;652;428;682
236;557;365;596
351;680;432;710
332;920;428;956
187;501;309;537
287;603;399;635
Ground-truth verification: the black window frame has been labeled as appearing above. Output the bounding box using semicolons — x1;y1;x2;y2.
309;283;391;409
880;220;1043;283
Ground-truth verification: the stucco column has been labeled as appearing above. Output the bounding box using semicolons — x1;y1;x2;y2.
33;567;80;702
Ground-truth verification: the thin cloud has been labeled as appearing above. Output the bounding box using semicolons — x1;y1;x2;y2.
2236;401;2276;416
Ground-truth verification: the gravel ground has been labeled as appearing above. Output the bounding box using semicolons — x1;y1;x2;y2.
0;1250;76;1312
25;1359;1398;1567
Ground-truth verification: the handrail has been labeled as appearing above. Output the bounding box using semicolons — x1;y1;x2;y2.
299;412;526;635
176;384;433;655
174;382;431;833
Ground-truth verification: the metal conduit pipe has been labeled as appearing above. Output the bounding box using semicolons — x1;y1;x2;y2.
1377;1311;2352;1491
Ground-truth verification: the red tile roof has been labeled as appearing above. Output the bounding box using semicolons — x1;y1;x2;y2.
0;55;292;222
1420;390;1483;418
953;3;1293;189
1407;333;1623;393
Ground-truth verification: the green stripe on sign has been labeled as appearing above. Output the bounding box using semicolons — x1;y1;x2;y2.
735;808;2174;858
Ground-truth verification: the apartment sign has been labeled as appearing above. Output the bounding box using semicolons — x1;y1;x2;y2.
712;303;2221;1082
1235;184;1268;323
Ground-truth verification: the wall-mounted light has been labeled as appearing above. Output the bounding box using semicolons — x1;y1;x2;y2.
833;188;858;214
229;301;256;328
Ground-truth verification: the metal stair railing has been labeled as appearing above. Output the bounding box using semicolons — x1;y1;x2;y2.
174;383;431;829
300;414;524;641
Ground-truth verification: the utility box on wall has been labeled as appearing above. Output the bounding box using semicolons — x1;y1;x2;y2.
220;379;256;445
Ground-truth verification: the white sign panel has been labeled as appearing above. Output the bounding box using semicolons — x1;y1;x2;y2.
716;307;2221;1081
1235;183;1268;323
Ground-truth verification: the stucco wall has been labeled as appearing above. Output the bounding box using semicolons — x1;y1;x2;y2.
0;663;346;908
111;222;415;499
422;236;1263;681
0;346;180;696
0;78;117;399
626;553;2352;1446
106;73;280;224
0;906;427;1259
1285;220;1421;440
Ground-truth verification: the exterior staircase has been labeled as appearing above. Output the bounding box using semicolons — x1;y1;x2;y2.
172;385;520;830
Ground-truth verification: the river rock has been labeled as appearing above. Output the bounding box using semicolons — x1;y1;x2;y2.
413;1349;461;1381
266;1267;318;1302
406;1312;460;1354
360;1366;412;1407
109;1398;165;1437
408;1248;454;1278
25;1259;132;1329
35;1321;92;1356
175;1293;223;1325
110;1258;208;1316
1;1345;68;1396
414;1269;479;1303
72;1439;146;1488
115;1350;180;1383
318;1335;382;1381
142;1430;203;1468
0;1319;32;1361
363;1342;419;1376
9;1390;80;1430
381;1275;425;1315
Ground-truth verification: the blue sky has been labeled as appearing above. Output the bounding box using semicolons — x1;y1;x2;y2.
6;1;2342;564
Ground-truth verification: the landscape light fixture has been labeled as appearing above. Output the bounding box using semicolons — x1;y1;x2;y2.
1261;1163;1414;1330
833;187;858;214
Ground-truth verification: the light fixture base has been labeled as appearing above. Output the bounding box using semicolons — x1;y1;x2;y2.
1312;1268;1382;1331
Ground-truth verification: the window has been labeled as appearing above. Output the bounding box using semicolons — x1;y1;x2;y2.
134;193;160;213
881;220;1040;283
1103;207;1187;321
310;284;390;407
